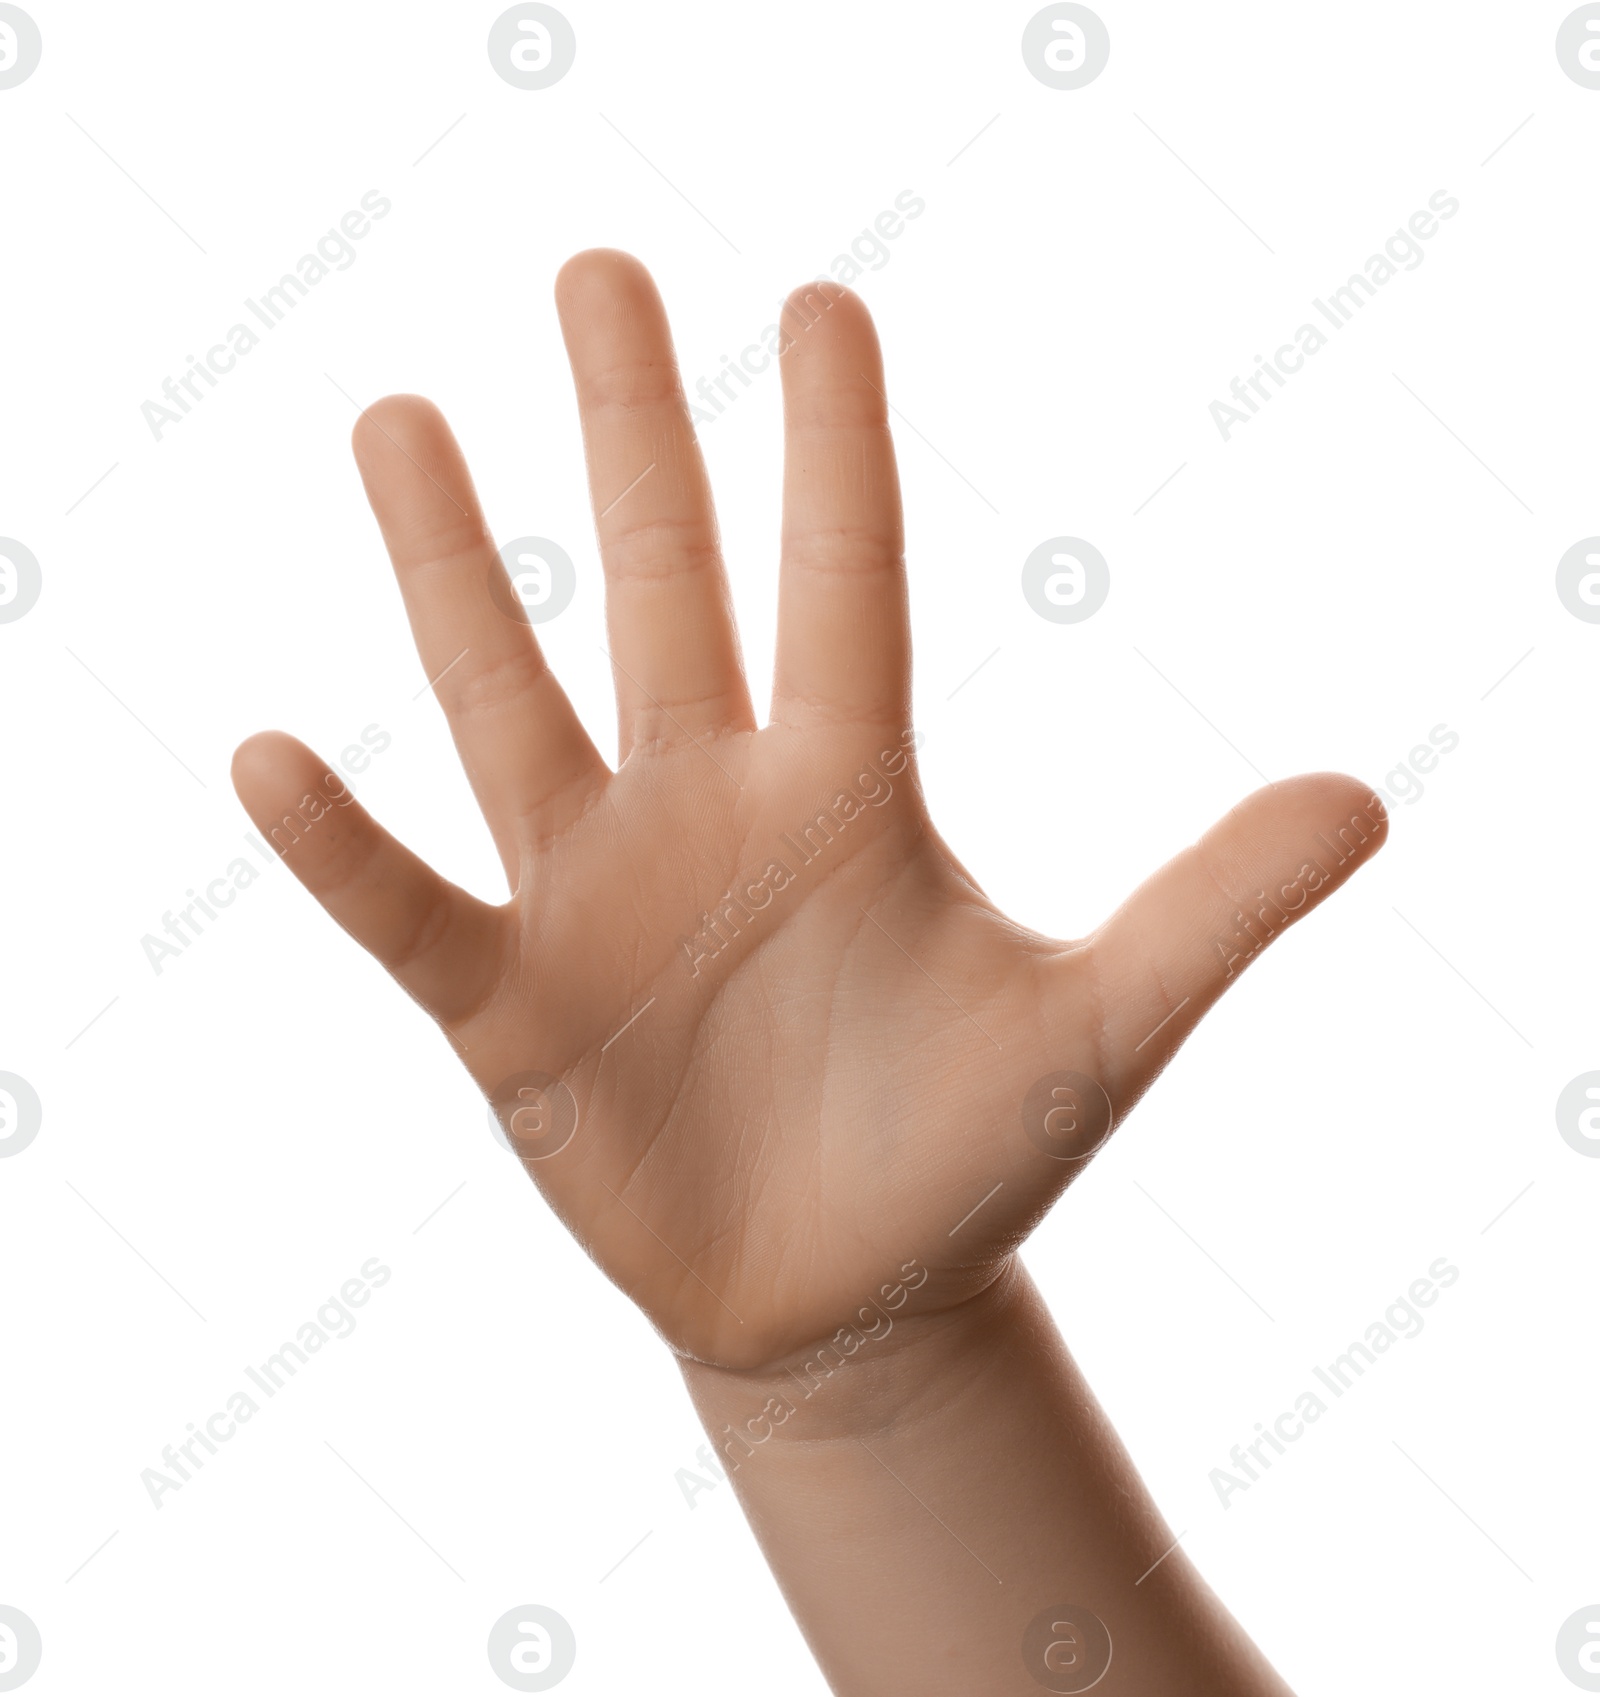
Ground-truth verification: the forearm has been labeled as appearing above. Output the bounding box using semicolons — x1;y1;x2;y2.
679;1260;1294;1696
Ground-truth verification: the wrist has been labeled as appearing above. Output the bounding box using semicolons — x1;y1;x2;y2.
677;1256;1027;1462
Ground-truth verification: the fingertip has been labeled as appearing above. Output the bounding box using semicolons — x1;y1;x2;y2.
778;277;875;350
776;282;887;435
1280;770;1390;861
350;393;449;469
554;248;656;318
231;729;301;797
230;732;342;835
1321;770;1389;844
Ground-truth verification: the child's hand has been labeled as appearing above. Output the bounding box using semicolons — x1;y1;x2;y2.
233;250;1384;1374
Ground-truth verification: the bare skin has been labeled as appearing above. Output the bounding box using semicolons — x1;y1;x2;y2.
233;249;1386;1694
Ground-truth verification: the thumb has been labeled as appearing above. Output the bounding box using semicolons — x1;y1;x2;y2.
1084;773;1387;1111
230;729;506;1027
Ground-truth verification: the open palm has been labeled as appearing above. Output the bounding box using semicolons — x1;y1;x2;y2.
234;250;1384;1371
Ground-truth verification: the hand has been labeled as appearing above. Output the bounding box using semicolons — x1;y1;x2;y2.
232;249;1385;1374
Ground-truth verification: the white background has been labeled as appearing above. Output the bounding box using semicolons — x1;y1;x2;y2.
0;2;1595;1692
